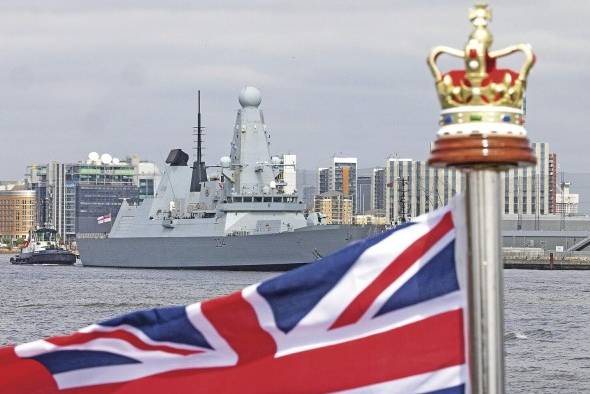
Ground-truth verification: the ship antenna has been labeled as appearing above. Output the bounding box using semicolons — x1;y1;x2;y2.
190;90;207;192
197;90;203;166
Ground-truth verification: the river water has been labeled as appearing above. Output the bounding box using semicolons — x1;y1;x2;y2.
0;254;588;393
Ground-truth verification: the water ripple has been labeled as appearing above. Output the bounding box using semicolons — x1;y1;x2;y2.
1;257;589;392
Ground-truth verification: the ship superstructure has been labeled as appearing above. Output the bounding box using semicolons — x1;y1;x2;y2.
78;87;376;269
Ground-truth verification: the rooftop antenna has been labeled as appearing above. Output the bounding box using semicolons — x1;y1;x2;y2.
190;90;207;192
560;170;566;230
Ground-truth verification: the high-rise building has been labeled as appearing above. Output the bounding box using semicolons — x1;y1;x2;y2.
276;154;297;194
0;183;36;242
383;142;554;224
501;142;551;216
26;154;161;241
45;161;138;240
548;153;557;214
385;159;464;224
371;167;386;217
356;176;372;214
46;162;78;239
302;185;317;210
130;154;162;200
25;165;48;227
313;191;353;225
331;157;358;213
317;167;330;194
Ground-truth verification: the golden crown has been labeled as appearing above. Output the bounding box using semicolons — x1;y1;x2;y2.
427;3;537;168
427;4;535;117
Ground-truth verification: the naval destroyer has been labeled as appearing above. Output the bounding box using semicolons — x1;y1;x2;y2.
78;87;378;270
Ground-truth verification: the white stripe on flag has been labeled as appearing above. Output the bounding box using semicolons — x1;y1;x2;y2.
337;364;467;394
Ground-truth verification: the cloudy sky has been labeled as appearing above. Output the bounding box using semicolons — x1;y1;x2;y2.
0;0;588;179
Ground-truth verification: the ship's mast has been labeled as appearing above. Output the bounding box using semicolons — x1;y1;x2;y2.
190;90;207;192
197;90;203;167
230;86;274;195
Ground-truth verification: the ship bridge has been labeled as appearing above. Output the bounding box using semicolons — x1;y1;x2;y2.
220;195;304;212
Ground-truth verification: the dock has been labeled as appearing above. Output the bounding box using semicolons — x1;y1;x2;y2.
504;254;590;270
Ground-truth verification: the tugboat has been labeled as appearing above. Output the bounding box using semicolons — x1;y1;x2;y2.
10;228;77;266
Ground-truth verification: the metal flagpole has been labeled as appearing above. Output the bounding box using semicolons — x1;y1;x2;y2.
426;3;536;393
465;168;504;392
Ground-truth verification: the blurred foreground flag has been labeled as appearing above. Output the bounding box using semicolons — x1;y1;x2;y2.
1;195;468;393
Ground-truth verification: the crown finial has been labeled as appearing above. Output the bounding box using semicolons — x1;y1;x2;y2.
427;4;536;167
468;3;493;57
469;3;492;27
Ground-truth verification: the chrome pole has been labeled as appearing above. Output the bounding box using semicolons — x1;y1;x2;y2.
465;169;505;393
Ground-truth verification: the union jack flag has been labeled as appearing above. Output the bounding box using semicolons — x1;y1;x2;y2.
0;195;468;393
97;213;112;224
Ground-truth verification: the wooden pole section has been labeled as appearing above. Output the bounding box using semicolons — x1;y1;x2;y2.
426;3;536;393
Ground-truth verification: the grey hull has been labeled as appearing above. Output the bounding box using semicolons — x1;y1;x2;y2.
78;225;378;270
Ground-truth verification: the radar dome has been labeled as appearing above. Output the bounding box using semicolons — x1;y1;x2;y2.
220;156;231;168
100;153;113;164
238;86;262;108
88;152;100;161
112;157;120;165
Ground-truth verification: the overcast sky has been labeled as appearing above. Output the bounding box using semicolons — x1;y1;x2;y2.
0;0;588;179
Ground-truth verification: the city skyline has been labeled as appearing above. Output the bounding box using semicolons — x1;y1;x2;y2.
0;1;588;180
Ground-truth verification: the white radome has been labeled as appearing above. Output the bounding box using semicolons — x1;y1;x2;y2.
220;156;232;168
112;158;120;165
271;156;281;166
88;152;100;161
100;153;113;164
238;86;262;108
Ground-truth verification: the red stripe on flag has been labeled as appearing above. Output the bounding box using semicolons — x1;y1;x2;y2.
46;330;203;356
201;291;277;364
330;211;455;329
0;346;60;394
64;309;464;394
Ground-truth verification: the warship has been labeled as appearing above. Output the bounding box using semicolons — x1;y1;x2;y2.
78;87;378;270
